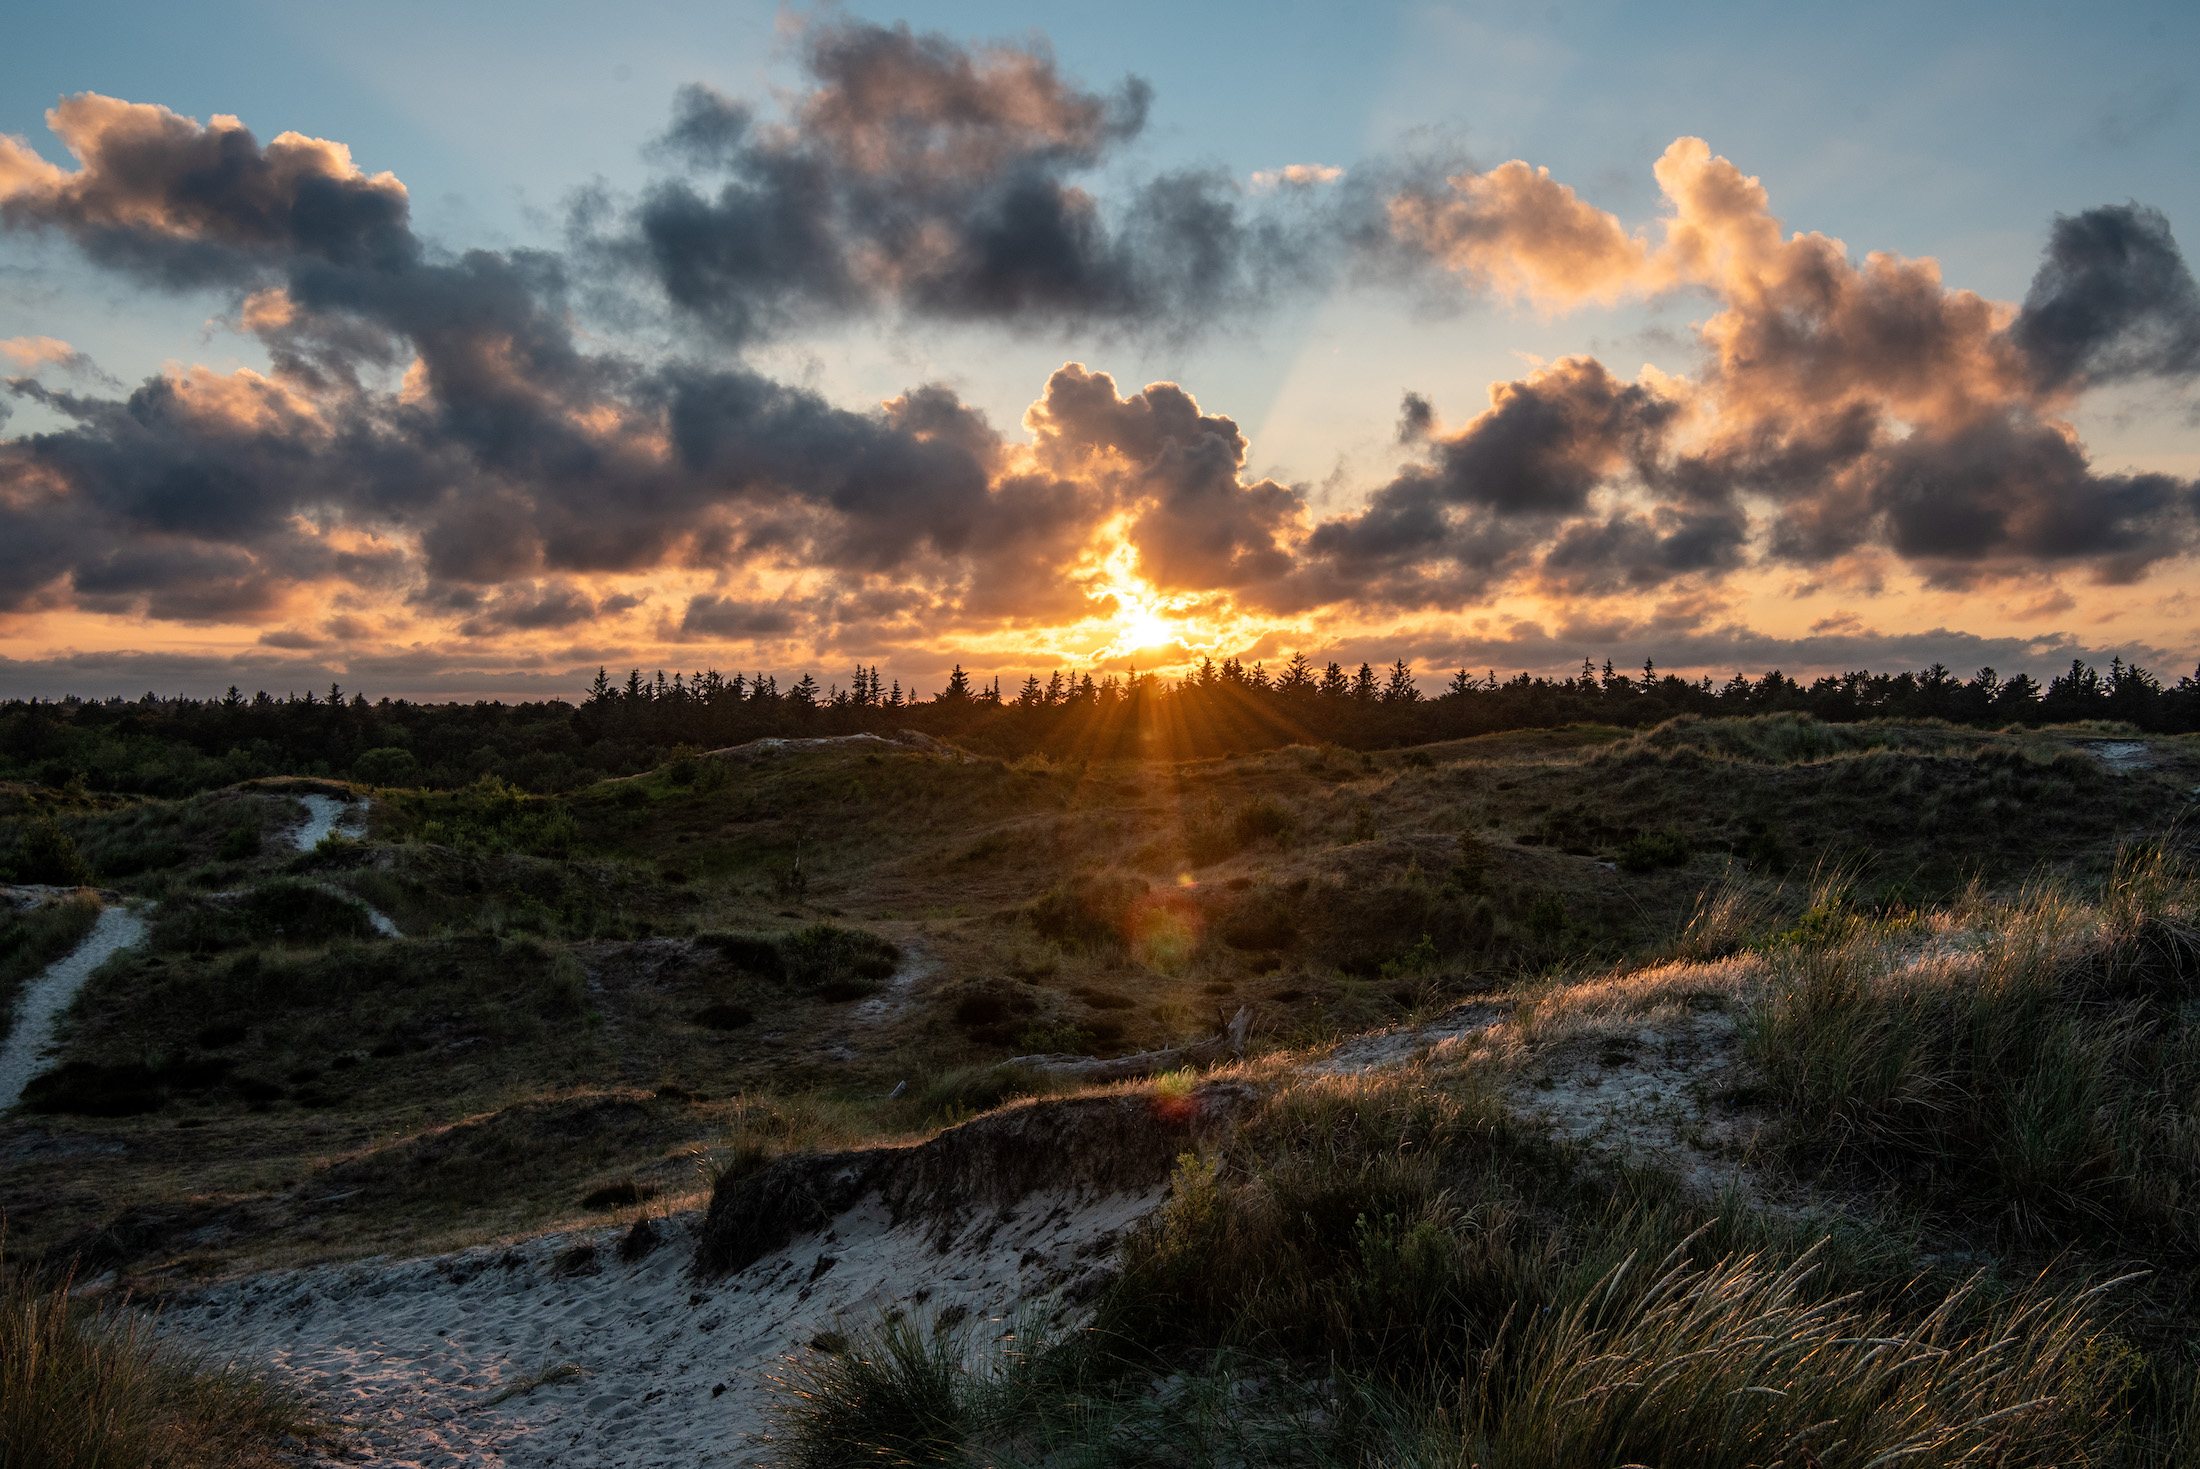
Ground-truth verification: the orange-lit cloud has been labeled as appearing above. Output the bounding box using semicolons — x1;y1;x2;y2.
0;22;2196;700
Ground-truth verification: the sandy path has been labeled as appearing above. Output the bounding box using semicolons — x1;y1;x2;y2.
160;1189;1151;1468
294;794;366;850
0;904;147;1109
290;796;400;936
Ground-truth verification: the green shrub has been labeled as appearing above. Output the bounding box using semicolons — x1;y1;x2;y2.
1450;831;1494;890
775;1314;975;1469
152;880;376;953
215;825;262;861
1027;872;1148;950
1232;797;1296;847
13;817;92;887
779;924;900;995
1522;891;1568;939
1617;827;1691;873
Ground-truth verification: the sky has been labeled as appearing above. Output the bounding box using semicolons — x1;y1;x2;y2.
2;0;2196;703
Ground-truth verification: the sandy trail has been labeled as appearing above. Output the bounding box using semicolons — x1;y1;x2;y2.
290;796;400;937
160;1189;1151;1468
0;904;147;1109
294;794;366;850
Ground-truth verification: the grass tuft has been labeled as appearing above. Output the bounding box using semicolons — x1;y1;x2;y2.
0;1257;309;1468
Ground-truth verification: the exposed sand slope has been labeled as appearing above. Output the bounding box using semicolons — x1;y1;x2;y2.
159;1194;1153;1469
0;904;146;1109
294;794;366;851
145;978;1780;1468
160;1086;1249;1468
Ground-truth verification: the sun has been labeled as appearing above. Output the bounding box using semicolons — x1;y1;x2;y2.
1084;532;1196;661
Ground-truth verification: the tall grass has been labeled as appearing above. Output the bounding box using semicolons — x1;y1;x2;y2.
0;892;101;1036
1742;843;2200;1236
0;1261;307;1468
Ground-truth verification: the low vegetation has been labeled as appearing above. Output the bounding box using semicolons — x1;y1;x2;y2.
1;713;2196;1460
0;1256;308;1468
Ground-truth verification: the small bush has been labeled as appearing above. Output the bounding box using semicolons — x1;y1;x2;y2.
540;952;590;1017
1232;798;1296;847
1522;891;1568;939
662;744;705;785
774;1314;974;1469
1028;872;1148;950
1617;827;1691;873
780;924;900;993
698;932;786;980
579;1178;660;1210
1450;831;1494;890
14;817;93;887
1219;889;1295;951
216;825;261;861
152;880;376;953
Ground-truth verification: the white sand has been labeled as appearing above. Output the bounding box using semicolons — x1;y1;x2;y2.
0;904;146;1109
294;794;366;850
160;1187;1154;1468
289;796;399;935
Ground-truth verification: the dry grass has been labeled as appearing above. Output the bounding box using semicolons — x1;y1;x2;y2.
0;1258;309;1468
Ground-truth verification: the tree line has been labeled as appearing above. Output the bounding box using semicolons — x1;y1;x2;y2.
1;652;2194;798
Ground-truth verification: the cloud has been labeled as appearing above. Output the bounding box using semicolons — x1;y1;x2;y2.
2010;203;2200;393
1;335;93;373
1249;163;1343;192
1366;136;2200;602
0;66;2194;681
598;19;1317;341
0;93;415;288
1387;159;1662;309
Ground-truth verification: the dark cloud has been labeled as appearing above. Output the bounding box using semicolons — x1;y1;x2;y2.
1536;507;1749;595
2012;203;2200;393
676;594;797;639
0;94;416;289
1025;364;1303;594
602;20;1313;341
1301;358;1676;603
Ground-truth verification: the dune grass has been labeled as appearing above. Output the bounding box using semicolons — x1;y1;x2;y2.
0;892;100;1041
1742;842;2200;1240
0;1259;309;1468
775;842;2200;1466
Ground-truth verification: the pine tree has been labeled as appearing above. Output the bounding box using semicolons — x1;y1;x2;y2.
1017;674;1044;709
1352;664;1378;702
1278;652;1316;695
1319;662;1350;699
790;673;820;708
1382;660;1419;703
1448;668;1474;698
941;665;973;702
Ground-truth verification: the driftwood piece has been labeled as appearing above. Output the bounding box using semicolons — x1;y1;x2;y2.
1008;1006;1251;1084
